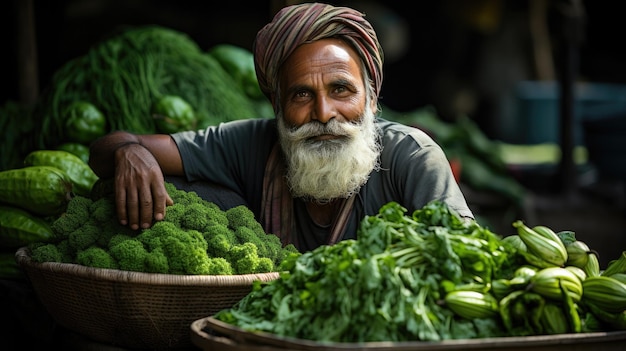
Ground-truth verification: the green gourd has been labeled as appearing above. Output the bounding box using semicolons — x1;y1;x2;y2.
0;205;54;248
23;149;99;197
0;166;73;216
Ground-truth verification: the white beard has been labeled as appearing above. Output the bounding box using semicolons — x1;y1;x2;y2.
277;106;382;202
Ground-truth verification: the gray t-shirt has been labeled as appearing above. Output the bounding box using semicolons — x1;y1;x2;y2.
172;117;473;251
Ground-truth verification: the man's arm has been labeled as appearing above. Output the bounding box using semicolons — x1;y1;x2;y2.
89;131;184;230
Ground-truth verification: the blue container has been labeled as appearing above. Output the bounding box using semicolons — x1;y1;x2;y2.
583;103;626;180
503;81;626;145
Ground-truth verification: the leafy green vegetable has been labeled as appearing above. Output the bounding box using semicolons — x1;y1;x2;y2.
215;201;518;342
36;26;258;148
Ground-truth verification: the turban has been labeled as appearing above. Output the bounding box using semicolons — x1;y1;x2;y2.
253;2;384;101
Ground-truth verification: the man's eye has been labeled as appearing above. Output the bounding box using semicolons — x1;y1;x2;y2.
333;86;348;94
293;91;309;100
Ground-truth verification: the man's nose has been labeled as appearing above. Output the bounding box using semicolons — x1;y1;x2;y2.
312;95;335;123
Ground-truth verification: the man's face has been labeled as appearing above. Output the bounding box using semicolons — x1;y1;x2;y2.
276;39;381;202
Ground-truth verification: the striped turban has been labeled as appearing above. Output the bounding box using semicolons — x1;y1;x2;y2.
253;2;384;101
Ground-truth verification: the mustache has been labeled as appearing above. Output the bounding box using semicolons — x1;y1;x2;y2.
285;118;361;142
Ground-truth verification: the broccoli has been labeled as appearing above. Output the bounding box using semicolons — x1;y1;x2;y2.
68;221;101;253
55;239;75;263
89;197;115;224
109;237;147;272
29;243;64;263
145;247;169;273
203;201;230;227
181;202;228;232
108;233;134;248
207;257;234;275
164;182;203;206
161;202;185;227
138;221;211;274
226;205;266;237
76;246;118;269
229;242;271;274
27;182;301;275
255;257;275;273
95;223;130;248
205;223;237;258
50;195;93;240
48;193;133;262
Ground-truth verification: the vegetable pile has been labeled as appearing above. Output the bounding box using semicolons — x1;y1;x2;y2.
26;181;299;275
1;26;274;172
36;26;267;148
215;201;626;342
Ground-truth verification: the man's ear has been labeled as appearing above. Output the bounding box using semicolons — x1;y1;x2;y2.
370;98;378;114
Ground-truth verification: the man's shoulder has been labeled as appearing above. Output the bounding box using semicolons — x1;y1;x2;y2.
375;117;435;144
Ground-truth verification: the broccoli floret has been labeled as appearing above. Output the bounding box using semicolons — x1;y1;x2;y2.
229;242;262;274
138;221;211;274
204;202;229;226
161;231;210;274
277;244;301;271
68;221;101;253
232;227;286;266
89;196;115;224
207;257;234;275
262;232;283;255
254;257;275;273
108;234;134;248
135;228;162;252
181;246;211;275
205;223;237;258
160;202;185;227
180;202;213;231
176;202;229;232
109;237;147;272
76;246;118;269
55;239;74;263
145;247;169;273
95;224;130;248
233;226;267;254
226;205;266;237
165;182;203;206
29;243;64;263
50;195;93;240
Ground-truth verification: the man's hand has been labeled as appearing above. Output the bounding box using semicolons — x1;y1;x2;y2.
113;143;173;230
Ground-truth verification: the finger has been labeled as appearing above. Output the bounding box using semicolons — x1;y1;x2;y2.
125;186;141;230
114;178;128;226
152;183;172;222
139;185;154;229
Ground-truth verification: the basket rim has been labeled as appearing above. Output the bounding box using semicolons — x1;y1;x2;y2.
15;246;280;287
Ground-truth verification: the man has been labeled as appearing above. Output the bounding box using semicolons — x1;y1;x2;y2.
89;2;473;252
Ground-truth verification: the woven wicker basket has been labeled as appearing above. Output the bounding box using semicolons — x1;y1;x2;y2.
15;246;279;349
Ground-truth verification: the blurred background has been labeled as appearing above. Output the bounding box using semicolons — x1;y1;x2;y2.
2;0;625;263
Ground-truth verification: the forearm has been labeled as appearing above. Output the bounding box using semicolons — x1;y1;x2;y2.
89;131;141;178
